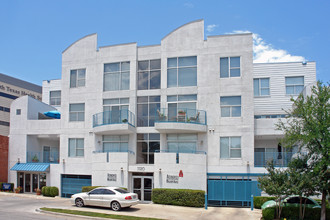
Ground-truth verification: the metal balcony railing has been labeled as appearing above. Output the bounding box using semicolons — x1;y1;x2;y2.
93;109;135;127
254;152;294;167
27;151;59;163
155;108;207;125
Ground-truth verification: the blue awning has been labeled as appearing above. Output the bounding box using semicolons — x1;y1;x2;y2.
10;163;50;172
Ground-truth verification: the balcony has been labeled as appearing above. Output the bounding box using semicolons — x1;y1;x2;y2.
254;152;294;167
92;109;136;134
154;108;207;133
27;151;59;163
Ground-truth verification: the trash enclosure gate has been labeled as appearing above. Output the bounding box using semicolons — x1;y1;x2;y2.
207;174;262;207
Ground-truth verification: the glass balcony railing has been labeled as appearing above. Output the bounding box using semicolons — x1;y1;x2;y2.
155;108;207;125
93;149;135;154
155;149;206;154
254;152;294;167
93;109;135;127
27;151;59;163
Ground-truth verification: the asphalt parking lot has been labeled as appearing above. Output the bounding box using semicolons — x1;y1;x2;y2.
0;192;262;220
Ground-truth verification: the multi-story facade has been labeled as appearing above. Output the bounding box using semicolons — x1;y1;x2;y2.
8;20;316;206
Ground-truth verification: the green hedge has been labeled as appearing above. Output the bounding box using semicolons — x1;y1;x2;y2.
42;186;59;197
152;188;205;207
81;186;127;192
0;182;14;192
253;196;276;209
262;206;330;220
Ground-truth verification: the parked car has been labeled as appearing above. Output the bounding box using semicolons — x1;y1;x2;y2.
71;187;139;211
261;195;321;210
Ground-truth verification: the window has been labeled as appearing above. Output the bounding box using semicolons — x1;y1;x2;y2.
220;137;241;158
137;96;160;127
70;69;86;88
102;135;128;152
167;134;197;153
137;133;160;164
68;138;84;157
220;57;240;78
167;56;197;87
254;114;287;119
69;103;85;121
220;96;241;117
138;59;161;90
49;91;61;106
0;106;10;113
103;98;129;124
104;62;130;91
254;78;270;96
167;94;197;120
16;109;21;115
285;76;304;95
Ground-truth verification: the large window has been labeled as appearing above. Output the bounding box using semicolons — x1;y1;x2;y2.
69;103;85;121
137;133;160;164
70;69;86;88
167;134;197;153
103;135;128;152
104;62;130;91
69;138;84;157
167;56;197;87
220;57;240;78
285;76;304;95
167;94;197;120
103;98;129;123
137;96;160;127
49;90;61;106
138;59;161;90
220;96;241;117
220;137;241;158
254;78;270;96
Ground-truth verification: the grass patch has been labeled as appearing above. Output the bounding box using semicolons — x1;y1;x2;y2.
40;207;163;220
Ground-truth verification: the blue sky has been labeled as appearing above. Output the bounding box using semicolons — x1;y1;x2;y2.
0;0;329;85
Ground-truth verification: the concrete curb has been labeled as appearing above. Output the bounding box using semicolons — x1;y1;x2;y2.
36;208;115;220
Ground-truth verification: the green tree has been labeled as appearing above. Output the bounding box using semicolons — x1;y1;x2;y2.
286;156;318;220
258;161;289;219
277;81;329;220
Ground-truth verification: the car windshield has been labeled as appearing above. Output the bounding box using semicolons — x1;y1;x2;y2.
114;188;129;194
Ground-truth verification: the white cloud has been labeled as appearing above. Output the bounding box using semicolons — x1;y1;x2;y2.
227;30;305;63
206;24;218;33
183;2;194;8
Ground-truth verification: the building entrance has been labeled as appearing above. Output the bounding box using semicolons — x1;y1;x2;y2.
17;172;46;193
132;176;153;202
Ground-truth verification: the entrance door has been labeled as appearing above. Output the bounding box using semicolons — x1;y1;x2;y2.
25;174;31;192
133;176;153;202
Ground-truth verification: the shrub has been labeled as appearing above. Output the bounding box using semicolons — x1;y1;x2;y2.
253;196;276;209
152;188;205;207
262;207;275;220
262;206;330;220
42;186;59;197
50;187;59;197
81;186;103;192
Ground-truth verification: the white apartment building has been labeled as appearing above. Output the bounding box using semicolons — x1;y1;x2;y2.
8;20;316;206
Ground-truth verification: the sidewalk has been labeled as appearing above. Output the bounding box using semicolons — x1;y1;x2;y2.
0;192;262;220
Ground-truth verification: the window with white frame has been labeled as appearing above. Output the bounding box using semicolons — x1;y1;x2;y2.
167;134;197;153
138;59;161;90
69;138;84;157
167;56;197;87
220;137;241;158
167;94;197;120
103;98;129;124
220;96;241;117
137;96;160;127
254;78;270;96
285;76;304;95
70;69;86;88
49;90;61;106
137;133;160;164
102;135;128;152
104;62;130;91
220;57;240;78
69;103;85;121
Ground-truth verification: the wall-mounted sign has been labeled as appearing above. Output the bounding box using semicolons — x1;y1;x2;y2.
137;167;145;171
179;170;183;177
107;174;117;181
166;175;179;184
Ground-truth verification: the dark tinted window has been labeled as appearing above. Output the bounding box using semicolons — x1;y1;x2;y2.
89;189;103;194
102;189;115;195
114;188;129;194
287;197;300;204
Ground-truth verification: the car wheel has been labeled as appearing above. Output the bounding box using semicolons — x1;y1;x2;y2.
75;198;84;207
111;201;121;211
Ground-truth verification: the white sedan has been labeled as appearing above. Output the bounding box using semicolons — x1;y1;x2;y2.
71;187;139;211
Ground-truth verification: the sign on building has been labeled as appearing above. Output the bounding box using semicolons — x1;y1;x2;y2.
107;174;117;181
166;175;179;184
